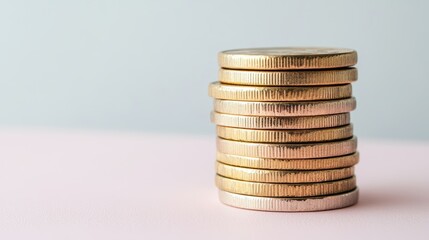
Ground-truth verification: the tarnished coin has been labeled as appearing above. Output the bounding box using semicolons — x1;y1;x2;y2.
216;175;356;197
216;152;359;170
219;68;357;86
214;98;356;116
208;82;352;101
218;188;359;212
219;47;357;70
211;112;350;130
217;137;357;159
216;125;353;143
216;162;355;183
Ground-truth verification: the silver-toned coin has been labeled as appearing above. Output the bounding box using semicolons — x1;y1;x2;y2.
219;188;358;212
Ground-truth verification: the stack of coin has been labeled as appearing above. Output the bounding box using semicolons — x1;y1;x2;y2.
209;47;359;212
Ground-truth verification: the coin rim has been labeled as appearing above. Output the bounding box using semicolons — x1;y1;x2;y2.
216;152;360;170
216;124;353;143
218;188;359;212
216;161;355;183
217;136;358;159
218;68;358;86
211;112;351;130
213;97;357;117
208;82;352;101
215;174;357;197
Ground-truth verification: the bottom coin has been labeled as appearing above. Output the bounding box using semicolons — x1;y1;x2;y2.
219;188;359;212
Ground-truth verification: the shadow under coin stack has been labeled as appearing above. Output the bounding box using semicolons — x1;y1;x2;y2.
209;47;359;212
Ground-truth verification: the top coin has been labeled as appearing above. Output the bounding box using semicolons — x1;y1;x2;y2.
219;47;357;70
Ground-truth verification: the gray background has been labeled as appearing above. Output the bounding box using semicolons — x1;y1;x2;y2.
0;0;428;139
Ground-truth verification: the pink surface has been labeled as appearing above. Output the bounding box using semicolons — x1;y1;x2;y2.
0;128;428;239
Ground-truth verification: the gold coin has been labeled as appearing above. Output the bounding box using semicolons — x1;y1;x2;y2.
211;112;350;129
215;175;356;197
219;47;357;70
218;188;359;212
216;161;355;183
214;98;356;116
217;152;359;170
208;82;352;101
217;137;357;159
219;68;357;86
216;125;353;143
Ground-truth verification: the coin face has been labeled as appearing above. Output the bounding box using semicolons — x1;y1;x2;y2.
219;47;357;70
221;47;355;56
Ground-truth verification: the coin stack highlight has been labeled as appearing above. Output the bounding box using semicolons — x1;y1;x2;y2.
209;47;359;212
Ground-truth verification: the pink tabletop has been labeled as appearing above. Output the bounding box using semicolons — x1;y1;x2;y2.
0;128;427;239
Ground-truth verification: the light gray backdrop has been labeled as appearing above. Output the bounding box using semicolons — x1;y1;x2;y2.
0;0;428;139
